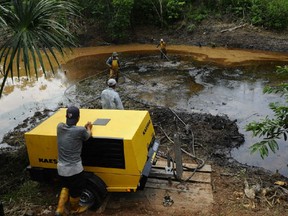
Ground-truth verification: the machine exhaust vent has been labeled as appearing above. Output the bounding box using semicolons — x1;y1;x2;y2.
82;137;125;169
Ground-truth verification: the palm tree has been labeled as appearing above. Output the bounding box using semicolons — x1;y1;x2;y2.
0;5;7;26
0;0;79;98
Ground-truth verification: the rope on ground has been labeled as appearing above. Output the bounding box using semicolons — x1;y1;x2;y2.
80;96;101;107
158;48;170;61
122;74;145;85
64;68;108;102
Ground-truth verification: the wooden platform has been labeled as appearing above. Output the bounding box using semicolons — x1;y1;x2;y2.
149;160;212;184
92;160;214;215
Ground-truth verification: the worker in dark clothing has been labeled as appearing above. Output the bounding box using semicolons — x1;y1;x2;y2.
106;52;120;82
55;106;93;215
156;38;167;59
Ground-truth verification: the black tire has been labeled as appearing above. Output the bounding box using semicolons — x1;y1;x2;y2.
80;173;108;210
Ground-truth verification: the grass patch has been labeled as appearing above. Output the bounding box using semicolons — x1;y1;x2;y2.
1;180;57;216
2;180;55;206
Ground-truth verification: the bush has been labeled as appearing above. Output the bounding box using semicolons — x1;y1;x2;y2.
187;23;196;33
265;0;288;30
186;5;209;23
107;0;134;43
219;0;288;30
166;0;186;21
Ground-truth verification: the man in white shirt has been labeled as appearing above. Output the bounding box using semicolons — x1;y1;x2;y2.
101;79;124;110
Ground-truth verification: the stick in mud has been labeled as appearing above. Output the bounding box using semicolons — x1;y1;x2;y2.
159;48;170;61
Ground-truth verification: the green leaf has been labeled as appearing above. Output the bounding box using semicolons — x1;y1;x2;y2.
267;139;279;153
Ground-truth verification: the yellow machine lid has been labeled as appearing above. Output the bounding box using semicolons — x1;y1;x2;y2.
26;108;150;139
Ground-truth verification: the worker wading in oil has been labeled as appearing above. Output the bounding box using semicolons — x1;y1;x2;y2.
55;106;93;215
106;52;120;82
101;78;124;110
156;38;167;59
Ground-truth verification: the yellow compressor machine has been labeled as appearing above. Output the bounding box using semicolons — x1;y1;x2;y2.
25;108;159;209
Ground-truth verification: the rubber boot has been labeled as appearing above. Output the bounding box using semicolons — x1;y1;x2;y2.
55;187;69;216
70;197;89;214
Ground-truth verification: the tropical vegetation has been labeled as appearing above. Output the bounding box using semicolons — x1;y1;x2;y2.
246;66;288;158
77;0;288;39
0;0;78;98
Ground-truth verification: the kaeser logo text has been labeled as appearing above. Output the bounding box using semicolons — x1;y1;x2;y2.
38;158;57;164
143;120;151;135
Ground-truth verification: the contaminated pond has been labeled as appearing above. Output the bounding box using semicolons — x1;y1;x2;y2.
1;44;288;177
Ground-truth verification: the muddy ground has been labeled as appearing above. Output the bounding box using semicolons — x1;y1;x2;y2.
1;19;288;215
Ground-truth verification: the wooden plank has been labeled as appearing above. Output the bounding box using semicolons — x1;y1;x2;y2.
182;171;211;183
145;177;211;191
173;134;183;179
149;168;174;178
149;168;211;183
182;162;212;172
153;159;212;173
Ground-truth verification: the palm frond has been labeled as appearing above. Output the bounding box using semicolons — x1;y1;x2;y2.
0;0;79;97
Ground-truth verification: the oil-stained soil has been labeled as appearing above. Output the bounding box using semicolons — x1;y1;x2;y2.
1;19;288;215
